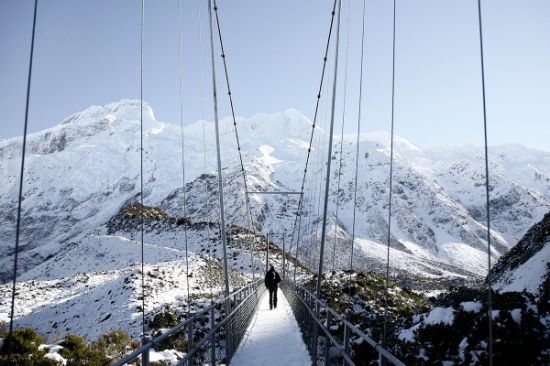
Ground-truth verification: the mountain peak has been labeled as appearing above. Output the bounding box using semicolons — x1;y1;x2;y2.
61;99;155;127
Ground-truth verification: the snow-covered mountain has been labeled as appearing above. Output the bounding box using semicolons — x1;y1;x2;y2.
1;99;549;341
1;99;549;284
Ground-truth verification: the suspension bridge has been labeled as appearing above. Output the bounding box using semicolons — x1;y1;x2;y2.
5;0;497;365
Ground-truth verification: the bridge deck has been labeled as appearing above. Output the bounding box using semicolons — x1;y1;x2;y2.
231;288;311;366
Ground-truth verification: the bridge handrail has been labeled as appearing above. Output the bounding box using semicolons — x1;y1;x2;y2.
113;278;265;366
176;279;264;365
283;280;406;366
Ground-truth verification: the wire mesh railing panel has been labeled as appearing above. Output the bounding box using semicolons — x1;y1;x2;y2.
225;283;266;362
282;282;318;361
281;281;406;366
112;279;265;366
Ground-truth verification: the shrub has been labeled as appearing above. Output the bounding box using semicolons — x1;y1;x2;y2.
0;354;58;366
351;341;379;366
0;328;45;355
153;329;188;352
59;333;108;366
416;323;462;362
149;311;178;329
92;329;132;359
0;328;57;366
398;296;550;366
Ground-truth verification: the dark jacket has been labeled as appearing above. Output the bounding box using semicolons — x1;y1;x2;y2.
264;269;281;289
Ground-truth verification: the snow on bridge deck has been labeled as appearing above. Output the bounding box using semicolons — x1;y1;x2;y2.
231;289;311;366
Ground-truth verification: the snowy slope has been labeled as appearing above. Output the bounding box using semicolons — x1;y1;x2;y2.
0;215;256;340
489;211;550;295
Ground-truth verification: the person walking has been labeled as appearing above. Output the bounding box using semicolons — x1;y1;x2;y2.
264;265;281;310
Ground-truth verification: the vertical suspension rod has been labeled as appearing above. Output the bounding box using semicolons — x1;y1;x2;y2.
290;0;340;279
177;0;191;304
140;0;146;341
332;0;352;274
476;0;493;364
9;0;38;337
212;0;258;267
349;0;368;297
207;0;230;297
316;0;342;303
293;203;304;282
383;0;397;349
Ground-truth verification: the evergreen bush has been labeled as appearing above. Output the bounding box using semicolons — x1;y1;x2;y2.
0;328;56;366
149;311;178;329
59;333;108;366
92;329;132;360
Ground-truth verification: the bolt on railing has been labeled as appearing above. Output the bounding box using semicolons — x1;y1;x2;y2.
281;280;406;366
112;278;266;366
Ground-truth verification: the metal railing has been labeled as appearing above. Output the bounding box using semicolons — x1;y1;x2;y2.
113;278;266;366
281;281;406;366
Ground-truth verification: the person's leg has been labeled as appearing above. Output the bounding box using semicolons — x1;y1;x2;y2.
269;287;274;309
273;287;278;308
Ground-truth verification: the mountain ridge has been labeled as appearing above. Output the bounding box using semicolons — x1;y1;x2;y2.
0;99;549;283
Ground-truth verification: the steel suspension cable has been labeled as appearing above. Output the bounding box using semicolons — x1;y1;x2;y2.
311;55;331;269
300;48;330;272
314;118;325;253
9;0;38;337
211;0;259;281
476;0;494;364
207;0;230;297
290;0;339;281
177;0;191;305
332;0;352;274
316;0;342;302
292;206;304;282
312;138;323;268
315;40;335;267
139;0;146;341
293;115;321;277
349;0;367;298
383;0;397;349
310;116;322;264
310;90;327;268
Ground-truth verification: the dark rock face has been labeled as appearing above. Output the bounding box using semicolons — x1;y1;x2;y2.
488;210;550;285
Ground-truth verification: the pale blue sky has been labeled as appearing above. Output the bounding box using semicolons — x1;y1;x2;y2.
1;0;549;150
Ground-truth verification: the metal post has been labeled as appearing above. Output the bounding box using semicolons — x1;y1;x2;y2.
293;200;304;283
311;299;319;366
210;306;216;366
142;337;150;366
266;234;269;271
187;322;194;366
282;232;286;280
251;235;256;280
223;295;231;364
325;311;332;365
342;321;350;366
